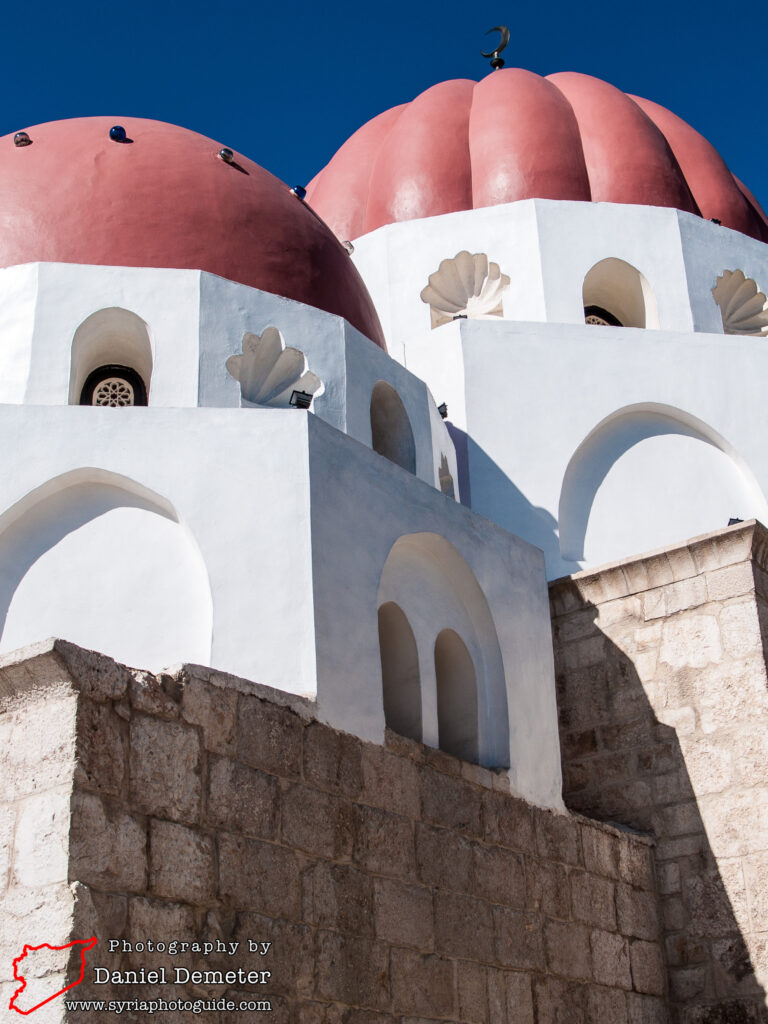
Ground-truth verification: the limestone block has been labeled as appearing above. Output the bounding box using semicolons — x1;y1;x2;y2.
684;860;750;940
373;876;433;949
390;948;454;1017
527;858;571;919
294;1005;344;1024
234;912;314;998
659;615;721;669
535;809;581;866
0;884;74;984
434;889;494;960
487;968;535;1024
661;895;686;931
544;919;592;980
301;861;375;938
360;743;421;819
0;805;14;894
71;882;127;944
129;715;201;824
218;834;300;920
598;596;643;628
658;862;681;896
303;721;363;799
414;821;471;891
533;975;587;1024
125;896;197;973
316;932;390;1010
420;770;482;838
696;662;768;734
482;790;536;855
571;871;617;931
54;641;131;702
471;843;526;908
129;671;180;718
705;562;755;602
616;884;660;941
591;929;632;990
354;805;415;880
581;826;621;880
75;699;127;797
665;577;708;616
742;852;768;933
237;695;303;779
205;755;279;839
719;601;762;657
181;677;237;756
14;788;71;887
668;965;707;1002
587;984;629;1023
149;819;215;904
457;960;488;1023
666;545;697;583
281;783;357;861
493;906;545;971
69;791;147;892
1;696;76;801
626;991;668;1023
629;940;666;996
698;790;768;859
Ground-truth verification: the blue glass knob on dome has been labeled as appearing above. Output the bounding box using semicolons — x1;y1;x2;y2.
109;125;127;142
13;131;32;147
290;185;307;200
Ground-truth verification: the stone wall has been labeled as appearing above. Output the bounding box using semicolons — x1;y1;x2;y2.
0;640;666;1023
550;521;768;1024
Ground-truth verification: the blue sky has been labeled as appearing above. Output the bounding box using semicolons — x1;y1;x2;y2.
2;0;765;206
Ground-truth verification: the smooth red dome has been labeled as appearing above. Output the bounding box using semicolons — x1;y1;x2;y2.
306;70;768;244
1;117;385;348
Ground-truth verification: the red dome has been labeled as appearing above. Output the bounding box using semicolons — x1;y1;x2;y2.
1;117;385;348
306;70;768;244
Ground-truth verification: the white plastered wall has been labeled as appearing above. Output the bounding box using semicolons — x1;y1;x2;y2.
0;263;456;497
307;415;562;810
0;406;317;691
407;318;768;578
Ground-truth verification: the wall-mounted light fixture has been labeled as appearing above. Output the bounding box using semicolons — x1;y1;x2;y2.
437;403;448;419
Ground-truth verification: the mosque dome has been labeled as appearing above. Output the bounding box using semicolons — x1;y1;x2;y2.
306;70;768;244
0;116;386;348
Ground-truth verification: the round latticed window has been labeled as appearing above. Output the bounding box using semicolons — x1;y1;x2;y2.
584;305;623;327
79;365;148;406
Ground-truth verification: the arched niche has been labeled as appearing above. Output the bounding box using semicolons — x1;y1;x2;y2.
378;601;421;741
582;258;659;329
435;628;478;763
377;532;509;768
559;403;768;565
0;469;212;671
69;308;153;405
370;381;416;474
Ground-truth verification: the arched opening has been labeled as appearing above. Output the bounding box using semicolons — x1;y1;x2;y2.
559;403;768;565
378;601;421;741
377;532;509;769
0;469;212;671
582;258;658;329
434;628;478;763
69;308;153;405
370;381;416;474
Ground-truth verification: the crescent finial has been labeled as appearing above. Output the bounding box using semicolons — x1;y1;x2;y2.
481;25;510;69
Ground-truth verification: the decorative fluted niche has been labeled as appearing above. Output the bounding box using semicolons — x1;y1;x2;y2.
420;251;510;329
226;327;322;407
712;269;768;336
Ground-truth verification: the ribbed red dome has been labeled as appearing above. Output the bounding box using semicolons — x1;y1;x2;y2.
0;117;385;348
306;70;768;244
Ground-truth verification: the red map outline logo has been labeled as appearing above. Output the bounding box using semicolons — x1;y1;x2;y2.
9;937;98;1015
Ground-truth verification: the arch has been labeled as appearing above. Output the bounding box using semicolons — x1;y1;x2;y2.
0;468;212;671
558;403;768;563
69;308;153;405
582;258;659;329
377;601;421;741
370;381;416;474
435;628;478;762
377;532;509;768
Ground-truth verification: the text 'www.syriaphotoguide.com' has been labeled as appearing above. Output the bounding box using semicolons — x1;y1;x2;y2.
64;996;272;1014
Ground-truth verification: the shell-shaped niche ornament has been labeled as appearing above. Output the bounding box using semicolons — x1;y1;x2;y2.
420;251;511;329
712;270;768;336
226;327;323;407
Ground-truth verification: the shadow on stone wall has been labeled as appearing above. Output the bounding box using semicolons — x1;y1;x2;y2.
553;594;768;1024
